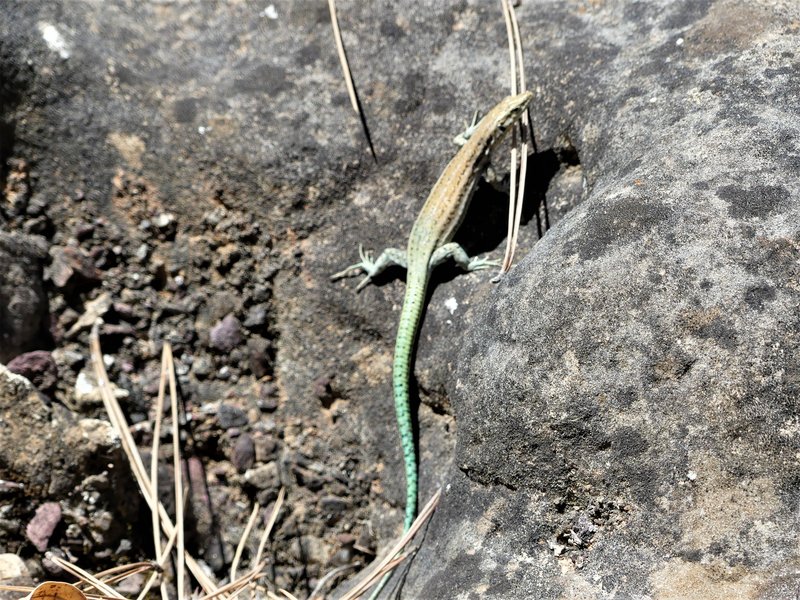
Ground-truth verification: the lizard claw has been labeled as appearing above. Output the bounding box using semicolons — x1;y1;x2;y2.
331;244;379;285
330;262;362;280
453;110;481;146
467;256;500;272
355;275;373;292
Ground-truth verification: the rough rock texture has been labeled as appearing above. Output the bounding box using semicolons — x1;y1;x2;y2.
7;350;58;391
0;0;797;598
0;232;48;362
398;2;800;599
0;365;140;562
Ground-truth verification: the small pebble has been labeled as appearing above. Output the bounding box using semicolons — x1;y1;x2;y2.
209;314;242;352
7;351;58;391
232;434;256;472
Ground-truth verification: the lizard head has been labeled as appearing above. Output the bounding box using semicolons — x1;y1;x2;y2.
488;91;533;138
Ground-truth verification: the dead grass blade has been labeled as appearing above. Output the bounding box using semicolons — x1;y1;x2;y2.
498;0;531;274
326;0;377;161
163;344;187;600
45;553;125;599
506;2;531;267
150;346;169;600
84;562;159;589
307;564;356;600
230;502;260;582
196;565;266;600
92;561;157;580
254;487;285;568
0;586;34;596
89;327;219;597
338;490;440;600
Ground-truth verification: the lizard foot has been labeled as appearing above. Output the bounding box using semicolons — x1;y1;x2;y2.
453;110;481;146
331;244;377;286
467;256;501;272
332;245;407;292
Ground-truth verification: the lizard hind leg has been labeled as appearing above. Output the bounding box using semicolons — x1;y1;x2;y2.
430;242;500;272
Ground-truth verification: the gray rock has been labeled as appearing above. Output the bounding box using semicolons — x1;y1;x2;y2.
2;0;798;597
6;351;58;392
319;496;348;526
231;433;255;472
243;304;268;329
216;403;248;429
0;552;29;580
209;314;242;353
73;367;129;408
397;4;800;599
45;245;101;289
253;431;279;462
244;462;280;491
25;502;61;552
154;212;176;231
247;335;271;378
0;233;48;363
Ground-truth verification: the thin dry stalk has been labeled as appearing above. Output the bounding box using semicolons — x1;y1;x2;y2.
165;344;187;600
0;586;34;595
498;0;531;273
89;562;158;588
506;1;531;266
327;0;357;113
498;0;518;273
254;487;286;568
509;4;528;98
89;328;219;597
501;0;519;97
136;524;181;600
197;565;266;600
338;490;440;600
46;553;125;599
151;347;168;559
136;571;161;600
230;502;261;582
366;551;412;580
151;346;169;600
308;564;356;600
93;561;158;580
326;0;376;161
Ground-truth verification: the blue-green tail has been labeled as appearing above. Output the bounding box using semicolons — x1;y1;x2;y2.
368;270;427;600
392;268;428;531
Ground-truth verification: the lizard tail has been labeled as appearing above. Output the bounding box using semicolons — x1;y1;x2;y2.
393;267;428;531
367;269;427;600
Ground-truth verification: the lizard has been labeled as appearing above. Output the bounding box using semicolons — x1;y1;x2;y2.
332;89;532;545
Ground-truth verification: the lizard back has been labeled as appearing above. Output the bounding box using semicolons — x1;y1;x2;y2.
406;91;533;270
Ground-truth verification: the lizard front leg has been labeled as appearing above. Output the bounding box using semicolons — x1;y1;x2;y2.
331;244;407;291
430;242;499;272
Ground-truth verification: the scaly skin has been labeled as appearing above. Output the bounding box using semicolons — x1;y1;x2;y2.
392;266;427;529
333;91;533;539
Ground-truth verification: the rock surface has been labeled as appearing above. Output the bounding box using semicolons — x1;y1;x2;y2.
398;2;800;599
0;364;139;561
0;233;49;363
0;0;798;598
